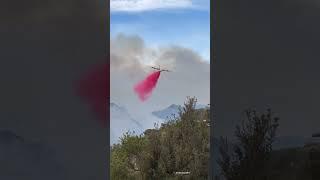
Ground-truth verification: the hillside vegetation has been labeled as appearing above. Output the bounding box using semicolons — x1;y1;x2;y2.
111;97;210;180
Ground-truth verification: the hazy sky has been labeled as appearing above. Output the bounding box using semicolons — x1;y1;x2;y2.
110;0;210;61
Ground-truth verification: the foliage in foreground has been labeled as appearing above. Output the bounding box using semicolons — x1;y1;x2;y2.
111;97;210;180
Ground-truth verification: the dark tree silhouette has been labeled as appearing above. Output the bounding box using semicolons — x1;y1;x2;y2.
218;109;279;180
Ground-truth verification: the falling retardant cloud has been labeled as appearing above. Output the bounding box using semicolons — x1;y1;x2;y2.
134;71;161;102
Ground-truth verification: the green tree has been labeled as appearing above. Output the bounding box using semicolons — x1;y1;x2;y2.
111;131;146;179
110;143;131;180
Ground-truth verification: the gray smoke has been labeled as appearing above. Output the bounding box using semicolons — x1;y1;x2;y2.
111;34;210;129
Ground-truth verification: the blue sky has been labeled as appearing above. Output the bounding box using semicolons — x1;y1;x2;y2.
110;0;210;61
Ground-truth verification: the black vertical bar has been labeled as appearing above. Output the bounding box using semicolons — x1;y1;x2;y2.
106;0;110;179
209;0;216;179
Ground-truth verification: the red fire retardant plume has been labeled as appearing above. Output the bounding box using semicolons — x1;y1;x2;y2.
134;71;161;102
75;63;109;127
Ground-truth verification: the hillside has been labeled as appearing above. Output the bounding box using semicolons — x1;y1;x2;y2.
110;102;208;144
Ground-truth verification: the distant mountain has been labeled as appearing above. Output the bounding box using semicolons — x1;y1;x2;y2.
110;102;144;145
152;104;181;120
152;104;209;120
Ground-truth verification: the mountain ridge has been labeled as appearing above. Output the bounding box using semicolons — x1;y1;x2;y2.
110;102;144;144
152;103;209;120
